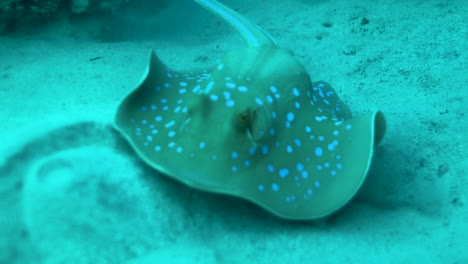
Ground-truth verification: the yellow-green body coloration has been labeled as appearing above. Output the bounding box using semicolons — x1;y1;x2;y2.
114;0;386;220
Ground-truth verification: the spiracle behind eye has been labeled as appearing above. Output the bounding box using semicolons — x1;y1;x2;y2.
249;106;272;142
234;104;274;144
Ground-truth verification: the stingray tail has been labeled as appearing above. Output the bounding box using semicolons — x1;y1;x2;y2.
193;0;276;47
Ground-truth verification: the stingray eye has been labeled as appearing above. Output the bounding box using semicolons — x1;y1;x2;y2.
238;109;251;125
234;108;254;132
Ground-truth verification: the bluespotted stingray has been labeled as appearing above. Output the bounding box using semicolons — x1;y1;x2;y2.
114;0;386;220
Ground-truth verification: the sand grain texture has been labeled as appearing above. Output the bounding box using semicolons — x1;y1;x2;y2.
0;0;466;263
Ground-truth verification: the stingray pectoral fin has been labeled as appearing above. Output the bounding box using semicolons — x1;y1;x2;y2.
243;110;386;220
116;51;167;121
373;111;387;146
301;110;386;219
332;110;386;201
114;50;210;177
138;51;168;91
115;51;168;172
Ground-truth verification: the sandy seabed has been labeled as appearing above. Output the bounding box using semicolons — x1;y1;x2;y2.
0;0;466;263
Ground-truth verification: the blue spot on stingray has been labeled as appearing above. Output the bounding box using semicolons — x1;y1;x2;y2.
292;87;300;97
287;112;295;121
199;141;206;149
267;164;275;173
192;85;201;93
279;168;289;178
272;183;279;191
296;163;304;171
210;94;219;101
231;151;238;159
248;147;256;156
294;138;302;147
165;120;175;128
266;95;274;103
315;147;323;157
226;100;235;107
238;86;248;92
315;116;327;122
261;145;269;155
258;185;265;191
225;82;236;89
223;91;231;99
255;97;264;105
